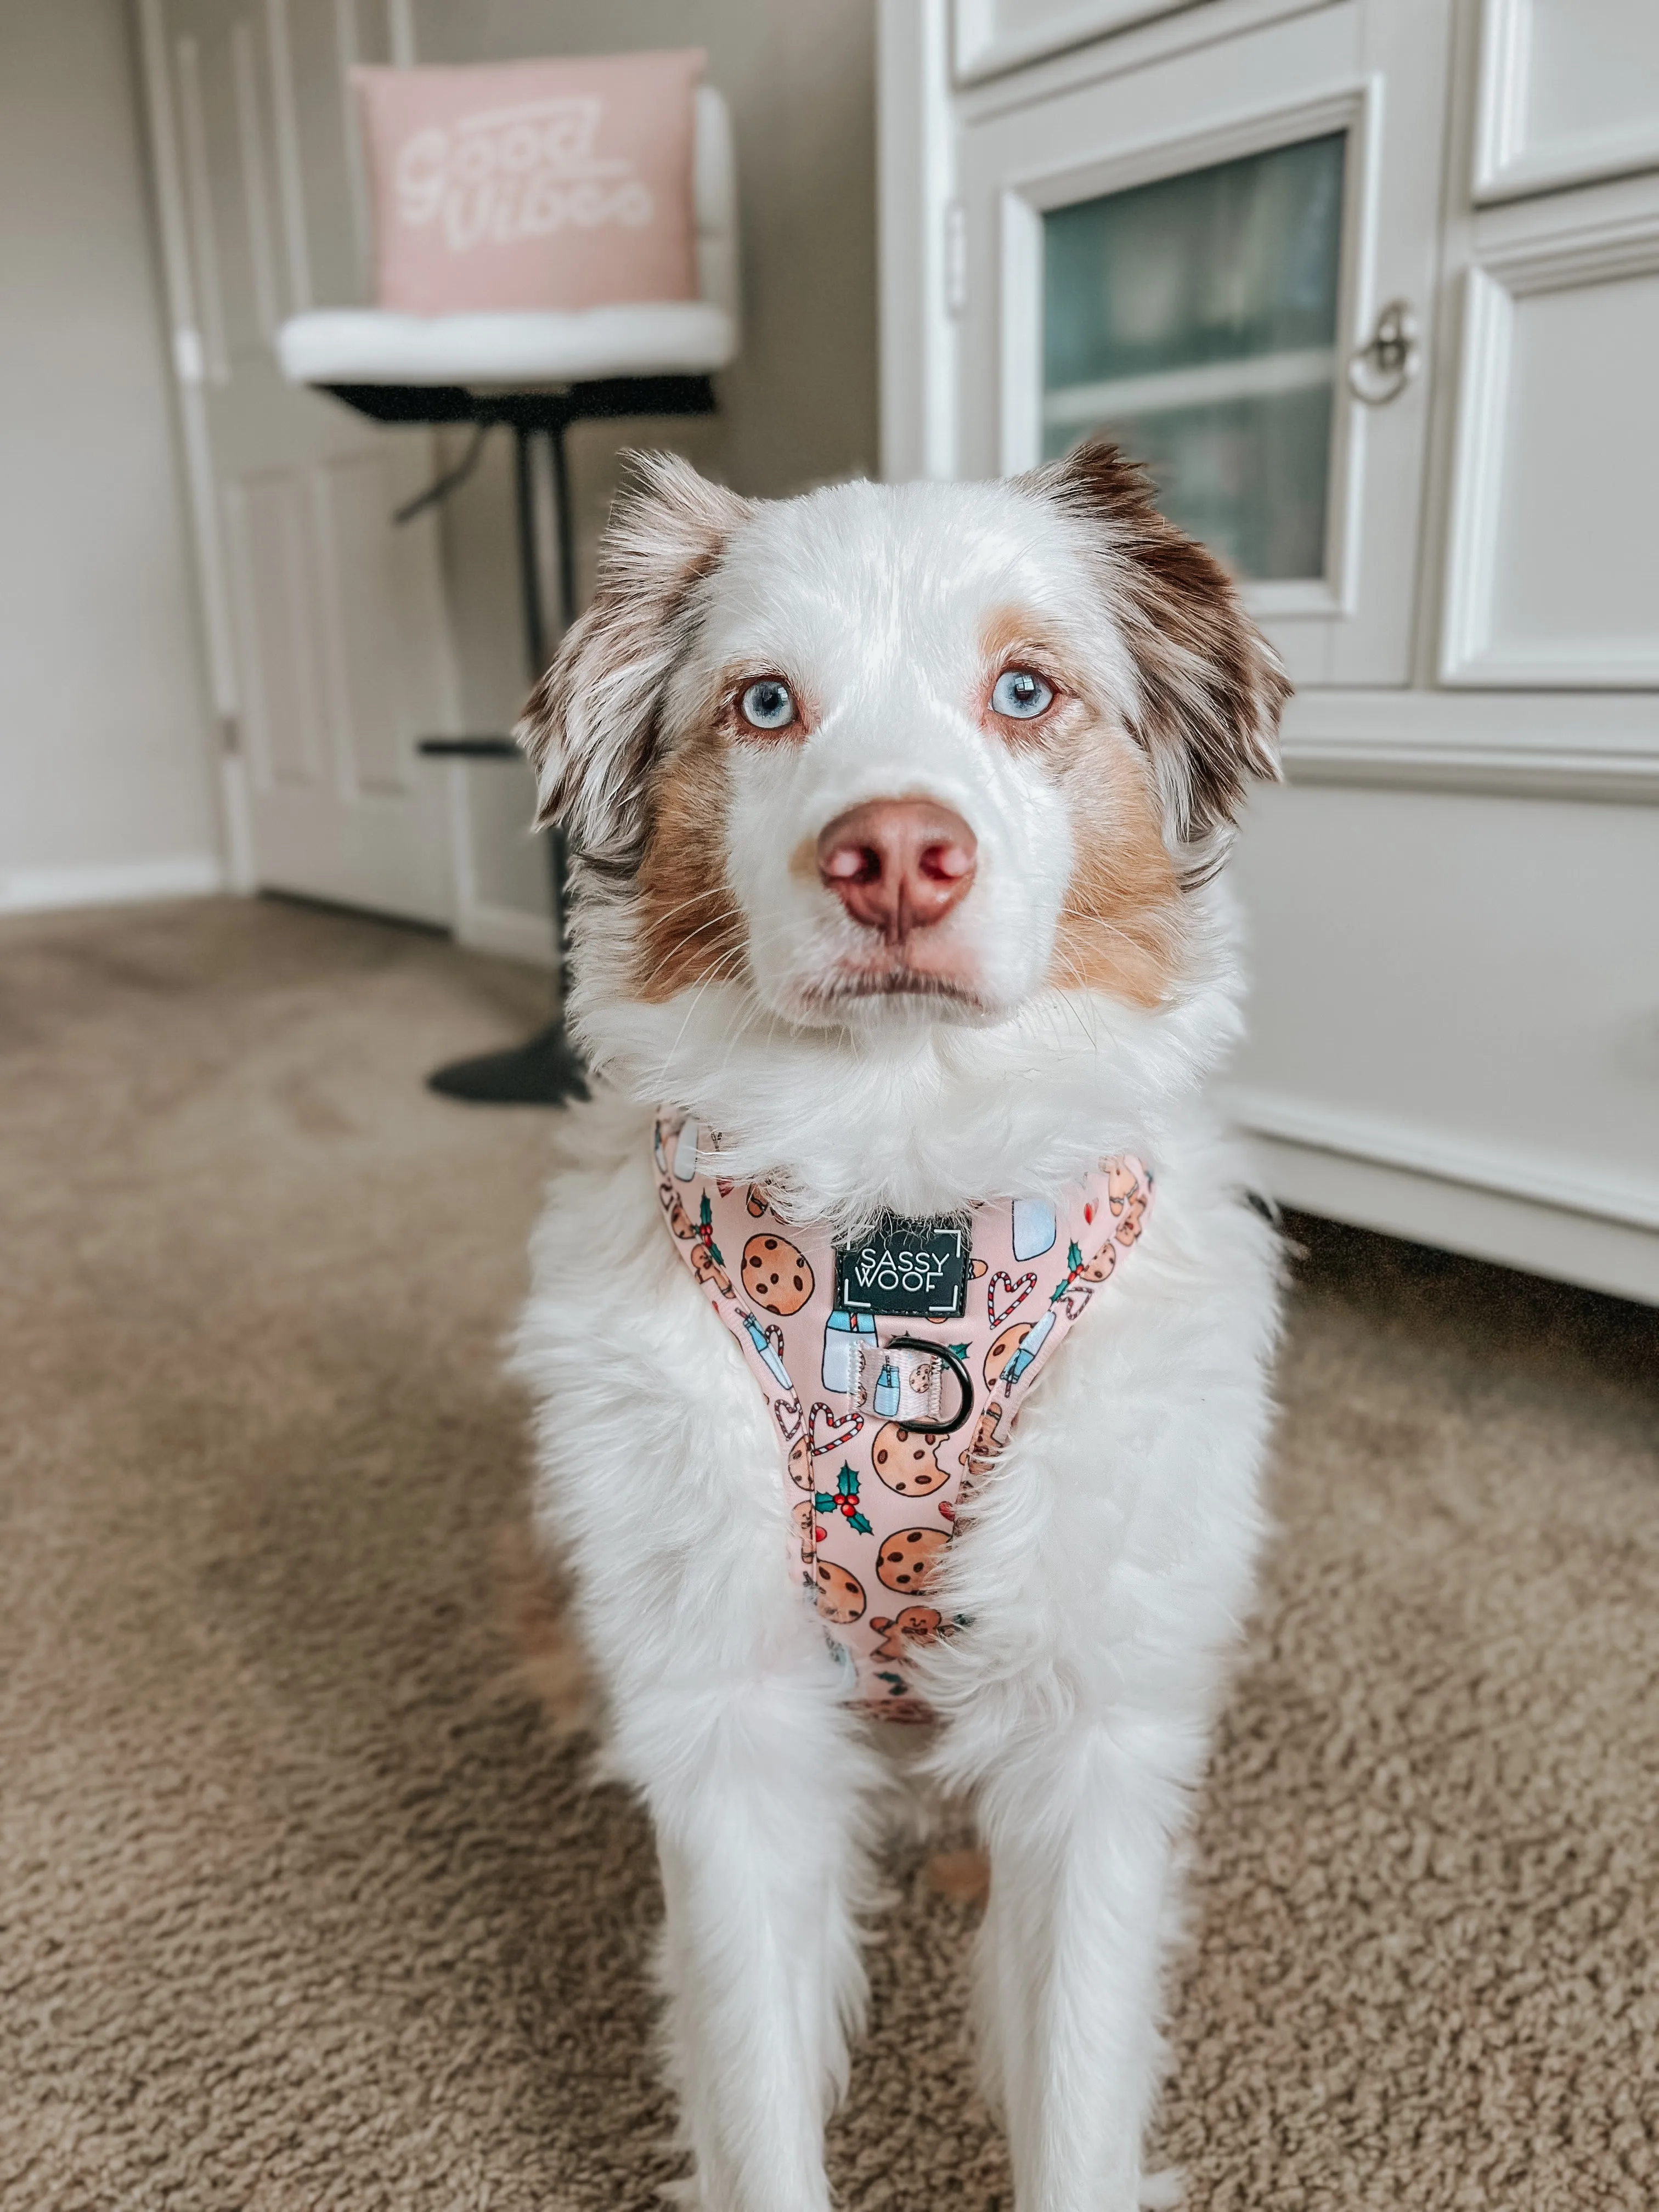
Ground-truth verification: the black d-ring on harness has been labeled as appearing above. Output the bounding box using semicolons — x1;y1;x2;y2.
879;1337;975;1437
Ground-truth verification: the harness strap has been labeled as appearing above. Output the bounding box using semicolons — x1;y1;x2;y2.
653;1112;1153;1718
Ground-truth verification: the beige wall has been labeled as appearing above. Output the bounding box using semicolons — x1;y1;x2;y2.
0;0;220;910
411;0;881;732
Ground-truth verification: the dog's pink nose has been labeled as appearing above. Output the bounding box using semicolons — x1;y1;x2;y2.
816;799;977;939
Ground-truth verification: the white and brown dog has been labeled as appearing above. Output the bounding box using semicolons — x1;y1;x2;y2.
512;440;1289;2211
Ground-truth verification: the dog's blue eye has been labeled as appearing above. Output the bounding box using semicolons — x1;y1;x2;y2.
991;669;1053;720
739;678;797;731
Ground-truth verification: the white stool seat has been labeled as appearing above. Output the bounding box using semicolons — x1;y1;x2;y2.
279;83;740;393
278;301;736;387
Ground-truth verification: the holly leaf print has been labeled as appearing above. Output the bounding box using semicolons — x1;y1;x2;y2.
695;1192;724;1265
846;1511;872;1536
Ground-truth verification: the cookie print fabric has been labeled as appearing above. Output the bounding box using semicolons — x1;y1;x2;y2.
653;1111;1153;1720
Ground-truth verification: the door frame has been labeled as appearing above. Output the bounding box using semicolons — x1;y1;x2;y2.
138;0;254;891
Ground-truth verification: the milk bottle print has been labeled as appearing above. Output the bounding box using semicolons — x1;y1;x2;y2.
740;1311;793;1392
823;1308;876;1396
873;1357;900;1418
1012;1198;1057;1261
1002;1305;1057;1385
672;1118;701;1181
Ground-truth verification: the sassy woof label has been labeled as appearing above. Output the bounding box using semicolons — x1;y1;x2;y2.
834;1221;969;1321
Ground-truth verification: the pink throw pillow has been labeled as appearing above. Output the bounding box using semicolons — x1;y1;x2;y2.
352;51;704;316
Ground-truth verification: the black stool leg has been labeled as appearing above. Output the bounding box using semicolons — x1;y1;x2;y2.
427;420;588;1106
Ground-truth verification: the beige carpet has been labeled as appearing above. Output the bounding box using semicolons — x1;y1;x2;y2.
2;896;1655;2212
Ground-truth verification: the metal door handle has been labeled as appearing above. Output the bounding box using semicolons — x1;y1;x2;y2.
1347;300;1420;404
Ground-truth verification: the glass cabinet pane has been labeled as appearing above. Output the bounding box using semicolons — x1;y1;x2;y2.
1042;133;1346;580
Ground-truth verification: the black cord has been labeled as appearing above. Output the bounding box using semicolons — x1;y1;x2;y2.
392;420;492;526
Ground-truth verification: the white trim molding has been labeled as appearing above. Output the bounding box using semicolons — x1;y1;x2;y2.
879;0;959;481
956;0;1188;85
1226;1085;1659;1306
1439;202;1659;689
1279;687;1659;803
1226;1085;1659;1232
953;0;1329;96
1283;734;1659;805
1244;1130;1659;1308
1473;0;1659;206
0;854;225;917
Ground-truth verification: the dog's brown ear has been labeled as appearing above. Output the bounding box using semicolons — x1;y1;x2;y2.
1036;439;1289;879
517;453;753;874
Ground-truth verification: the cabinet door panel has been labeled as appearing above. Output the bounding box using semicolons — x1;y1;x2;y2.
956;0;1453;686
1476;0;1659;202
1441;181;1659;687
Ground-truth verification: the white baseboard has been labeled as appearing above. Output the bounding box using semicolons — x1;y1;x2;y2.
454;900;558;969
0;853;224;916
1225;1086;1659;1305
1278;687;1659;804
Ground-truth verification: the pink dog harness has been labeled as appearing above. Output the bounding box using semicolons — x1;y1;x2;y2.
654;1112;1153;1720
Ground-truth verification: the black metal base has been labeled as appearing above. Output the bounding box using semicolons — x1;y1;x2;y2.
426;1017;588;1106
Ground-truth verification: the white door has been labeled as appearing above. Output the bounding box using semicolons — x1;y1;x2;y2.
953;0;1454;687
141;0;459;925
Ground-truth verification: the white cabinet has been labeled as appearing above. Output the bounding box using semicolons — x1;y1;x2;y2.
881;0;1659;1301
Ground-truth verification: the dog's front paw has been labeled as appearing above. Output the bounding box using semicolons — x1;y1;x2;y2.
1138;2169;1184;2210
